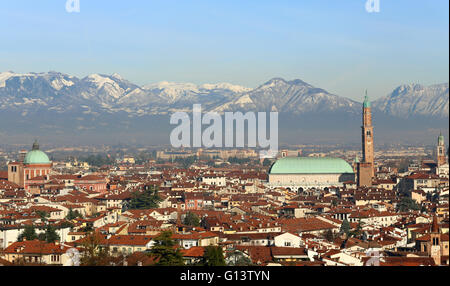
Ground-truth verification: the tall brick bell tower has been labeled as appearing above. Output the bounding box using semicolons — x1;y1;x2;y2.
357;91;375;187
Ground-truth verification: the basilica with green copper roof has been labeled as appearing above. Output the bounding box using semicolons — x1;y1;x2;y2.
269;157;354;175
268;156;355;191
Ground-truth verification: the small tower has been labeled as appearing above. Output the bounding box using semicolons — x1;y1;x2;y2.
437;132;446;167
430;216;441;265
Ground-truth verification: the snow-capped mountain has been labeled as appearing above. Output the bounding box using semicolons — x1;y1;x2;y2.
0;71;448;118
373;83;449;118
0;72;252;115
117;81;251;114
213;78;360;115
0;71;447;145
0;72;79;113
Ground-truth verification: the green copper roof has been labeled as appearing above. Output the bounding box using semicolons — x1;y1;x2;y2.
269;157;354;174
24;150;51;165
438;132;444;144
24;141;51;165
363;91;371;108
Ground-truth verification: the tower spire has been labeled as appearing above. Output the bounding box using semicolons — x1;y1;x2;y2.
363;90;371;108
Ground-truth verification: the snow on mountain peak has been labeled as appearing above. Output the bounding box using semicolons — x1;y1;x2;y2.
111;73;123;80
200;83;251;93
0;71;16;88
374;82;449;118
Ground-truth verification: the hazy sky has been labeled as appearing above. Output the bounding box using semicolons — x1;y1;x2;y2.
1;0;448;101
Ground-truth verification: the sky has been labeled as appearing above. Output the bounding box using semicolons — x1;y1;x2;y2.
0;0;448;101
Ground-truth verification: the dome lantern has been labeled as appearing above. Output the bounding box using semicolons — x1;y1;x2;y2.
32;140;40;151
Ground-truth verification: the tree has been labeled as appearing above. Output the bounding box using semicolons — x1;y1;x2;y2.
324;229;334;242
36;211;49;223
83;154;115;167
228;157;251;164
202;246;226;266
226;250;253;266
398;158;413;173
183;212;200;227
350;220;363;238
397;197;420;212
129;185;162;210
262;158;272;167
420;205;428;214
79;233;114;266
18;225;38;242
59;221;74;230
340;219;350;237
150;231;184;266
174;156;197;169
40;224;60;243
80;223;94;233
66;208;83;220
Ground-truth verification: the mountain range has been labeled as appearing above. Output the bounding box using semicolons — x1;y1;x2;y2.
0;71;448;145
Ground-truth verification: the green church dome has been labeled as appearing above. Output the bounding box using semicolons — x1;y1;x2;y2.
24;141;51;165
269;157;354;174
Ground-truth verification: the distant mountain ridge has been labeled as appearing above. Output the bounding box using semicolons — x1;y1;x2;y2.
373;83;449;118
0;71;448;145
1;71;447;117
212;78;360;115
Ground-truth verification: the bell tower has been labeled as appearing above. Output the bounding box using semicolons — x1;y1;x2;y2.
362;91;375;178
437;132;446;167
430;216;441;265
